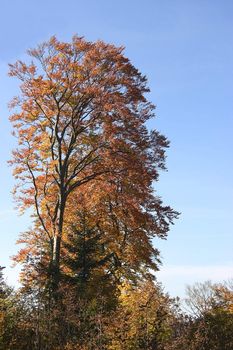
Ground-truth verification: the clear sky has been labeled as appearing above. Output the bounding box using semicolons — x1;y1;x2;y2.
1;0;233;298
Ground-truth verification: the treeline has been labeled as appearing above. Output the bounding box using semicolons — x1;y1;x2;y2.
1;266;233;349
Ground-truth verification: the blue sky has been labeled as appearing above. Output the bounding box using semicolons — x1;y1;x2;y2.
1;0;233;297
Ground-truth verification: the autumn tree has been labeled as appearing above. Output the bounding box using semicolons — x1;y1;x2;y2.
106;280;176;350
185;280;233;317
9;35;177;290
185;281;218;317
166;281;233;350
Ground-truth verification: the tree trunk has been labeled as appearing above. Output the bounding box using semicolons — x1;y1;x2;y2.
50;234;61;292
50;193;66;292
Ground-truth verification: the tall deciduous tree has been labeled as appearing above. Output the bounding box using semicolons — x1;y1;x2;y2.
9;36;177;288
